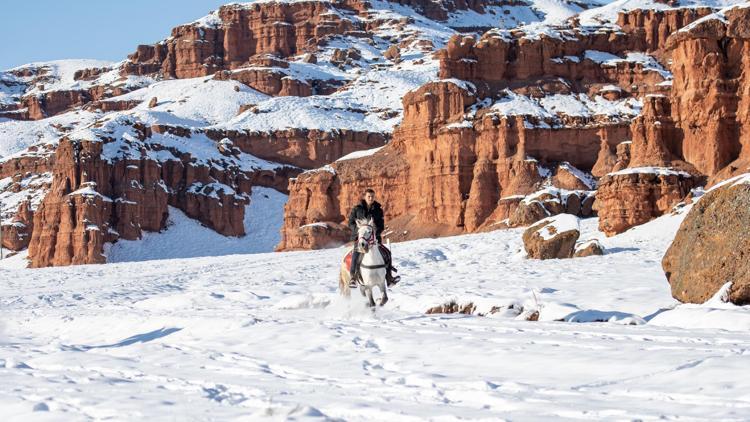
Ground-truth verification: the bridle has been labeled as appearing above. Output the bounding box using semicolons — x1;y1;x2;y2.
361;226;376;247
356;223;386;270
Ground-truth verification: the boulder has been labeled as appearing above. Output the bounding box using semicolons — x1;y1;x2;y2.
523;214;580;260
574;239;605;257
662;178;750;304
509;200;549;227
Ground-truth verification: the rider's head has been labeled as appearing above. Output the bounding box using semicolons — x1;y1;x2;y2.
364;189;376;207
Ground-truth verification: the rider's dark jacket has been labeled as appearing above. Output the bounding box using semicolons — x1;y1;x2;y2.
348;200;384;242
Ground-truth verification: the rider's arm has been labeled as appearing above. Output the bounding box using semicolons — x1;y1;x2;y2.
347;207;358;232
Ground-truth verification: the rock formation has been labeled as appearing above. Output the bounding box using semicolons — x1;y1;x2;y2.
121;1;361;79
662;177;750;305
27;129;296;267
595;4;750;235
667;6;750;178
522;214;580;260
595;169;698;236
574;239;605;257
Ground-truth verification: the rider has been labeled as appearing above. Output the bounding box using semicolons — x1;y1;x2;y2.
348;189;399;287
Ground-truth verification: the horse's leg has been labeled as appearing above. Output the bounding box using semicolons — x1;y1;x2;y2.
379;282;389;307
365;287;376;307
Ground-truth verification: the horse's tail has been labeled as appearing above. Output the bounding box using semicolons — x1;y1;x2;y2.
339;263;351;297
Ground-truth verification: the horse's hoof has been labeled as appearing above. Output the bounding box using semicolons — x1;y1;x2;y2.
379;297;389;307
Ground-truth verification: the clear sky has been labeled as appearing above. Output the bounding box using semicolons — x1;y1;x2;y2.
0;0;232;70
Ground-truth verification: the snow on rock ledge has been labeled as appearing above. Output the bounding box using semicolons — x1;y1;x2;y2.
522;214;581;260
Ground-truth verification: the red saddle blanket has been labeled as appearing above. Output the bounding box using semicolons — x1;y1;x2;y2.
344;245;391;268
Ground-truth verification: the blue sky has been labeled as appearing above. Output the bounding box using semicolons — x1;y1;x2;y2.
0;0;231;70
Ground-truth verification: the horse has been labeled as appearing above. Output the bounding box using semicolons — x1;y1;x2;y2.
339;217;389;307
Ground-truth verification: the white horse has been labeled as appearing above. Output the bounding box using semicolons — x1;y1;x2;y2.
339;218;389;307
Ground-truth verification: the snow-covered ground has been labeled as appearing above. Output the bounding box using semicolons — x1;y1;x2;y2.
2;209;750;421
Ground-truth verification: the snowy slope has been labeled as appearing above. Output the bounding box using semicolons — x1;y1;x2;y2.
2;209;750;420
106;187;287;262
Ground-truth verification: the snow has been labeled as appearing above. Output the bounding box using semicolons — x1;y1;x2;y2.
489;90;641;126
577;0;746;26
4;59;115;93
559;161;597;189
69;184;113;202
0;173;52;221
67;115;287;173
3;2;750;417
104;77;270;127
609;166;692;177
447;5;543;29
583;51;671;79
0;111;99;160
336;146;384;161
107;187;287;262
707;171;750;191
3;208;750;419
535;213;581;240
600;84;622;92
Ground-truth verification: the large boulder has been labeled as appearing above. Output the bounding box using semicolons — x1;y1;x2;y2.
523;214;580;260
662;177;750;304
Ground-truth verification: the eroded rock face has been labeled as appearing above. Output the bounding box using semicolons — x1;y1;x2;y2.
280;222;351;251
628;95;683;169
204;128;388;169
214;69;314;97
1;201;35;251
667;6;750;177
522;214;580;260
617;7;715;54
122;1;363;79
593;5;750;235
436;17;697;99
278;72;623;249
1;87;126;121
594;169;698;236
26;130;294;267
662;179;750;305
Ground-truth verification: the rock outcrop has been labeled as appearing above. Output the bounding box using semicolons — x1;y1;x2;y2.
666;6;750;177
662;177;750;305
277;78;618;250
435;9;709;99
595;169;698;236
522;214;580;260
617;7;715;54
26;126;297;267
1;201;35;251
121;1;364;79
280;221;351;251
595;5;750;235
574;239;605;257
204;128;388;169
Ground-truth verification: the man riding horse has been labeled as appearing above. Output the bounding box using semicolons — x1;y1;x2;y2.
348;189;399;287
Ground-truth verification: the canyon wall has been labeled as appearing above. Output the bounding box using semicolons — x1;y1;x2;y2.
595;5;750;234
279;5;746;249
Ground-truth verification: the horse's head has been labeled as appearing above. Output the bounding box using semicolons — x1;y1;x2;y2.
356;217;376;253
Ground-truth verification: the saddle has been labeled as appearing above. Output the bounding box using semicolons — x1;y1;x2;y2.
344;245;397;286
344;245;392;268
